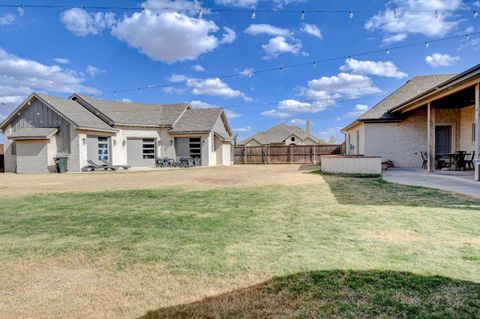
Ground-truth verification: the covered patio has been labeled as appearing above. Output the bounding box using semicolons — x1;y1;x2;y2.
390;65;480;181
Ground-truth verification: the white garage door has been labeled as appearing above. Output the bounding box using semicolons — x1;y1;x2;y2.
127;138;156;167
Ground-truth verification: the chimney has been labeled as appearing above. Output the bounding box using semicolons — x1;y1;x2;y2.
306;120;311;137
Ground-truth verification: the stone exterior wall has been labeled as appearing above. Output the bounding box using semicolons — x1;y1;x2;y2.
345;123;365;155
459;106;475;152
321;155;382;175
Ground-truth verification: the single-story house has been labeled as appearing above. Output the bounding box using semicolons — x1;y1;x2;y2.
240;121;324;146
0;93;233;173
343;63;480;180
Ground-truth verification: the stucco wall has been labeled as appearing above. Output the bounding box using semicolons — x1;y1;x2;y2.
321;156;382;175
222;143;232;165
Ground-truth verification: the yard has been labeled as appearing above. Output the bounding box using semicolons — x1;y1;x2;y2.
0;165;479;318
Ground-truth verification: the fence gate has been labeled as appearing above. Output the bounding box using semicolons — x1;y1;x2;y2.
234;144;344;164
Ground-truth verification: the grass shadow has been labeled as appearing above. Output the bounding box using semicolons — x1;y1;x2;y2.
313;170;480;209
139;270;480;319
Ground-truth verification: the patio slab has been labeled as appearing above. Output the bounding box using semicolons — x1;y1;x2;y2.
384;168;480;199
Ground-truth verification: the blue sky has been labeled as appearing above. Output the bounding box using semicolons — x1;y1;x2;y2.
0;0;479;144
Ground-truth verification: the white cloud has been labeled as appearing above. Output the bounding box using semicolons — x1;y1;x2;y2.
187;77;249;100
60;8;116;36
192;64;206;72
190;100;217;108
0;13;16;25
261;109;292;118
220;27;237;44
307;73;382;99
169;74;189;83
425;52;460;67
215;0;258;7
290;118;307;126
346;104;369;118
245;24;290;37
120;98;133;102
382;33;407;44
86;65;103;76
226;109;242;119
112;10;219;63
340;58;407;79
277;99;313;112
142;0;204;14
365;0;463;42
0;47;99;111
239;68;255;77
53;57;70;64
233;126;251;132
301;24;322;39
262;36;302;59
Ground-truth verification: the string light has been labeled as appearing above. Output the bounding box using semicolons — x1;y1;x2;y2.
301;10;305;20
313;61;317;68
393;8;397;18
474;10;478;18
251;9;255;20
435;10;438;18
424;41;429;48
106;31;479;95
348;10;354;19
198;8;202;19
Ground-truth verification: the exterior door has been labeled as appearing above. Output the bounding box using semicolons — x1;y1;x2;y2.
87;136;110;162
435;126;452;154
127;138;156;167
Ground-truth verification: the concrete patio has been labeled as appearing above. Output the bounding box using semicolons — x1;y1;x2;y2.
384;168;480;199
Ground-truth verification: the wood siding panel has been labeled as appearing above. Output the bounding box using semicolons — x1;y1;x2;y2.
10;99;71;154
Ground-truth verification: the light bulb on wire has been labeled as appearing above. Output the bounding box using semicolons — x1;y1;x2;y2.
18;4;25;16
251;10;256;20
301;10;305;20
348;10;354;19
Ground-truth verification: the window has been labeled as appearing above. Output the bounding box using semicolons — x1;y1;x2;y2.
98;137;109;161
473;123;476;143
11;140;16;155
291;137;295;142
189;137;201;158
142;138;155;159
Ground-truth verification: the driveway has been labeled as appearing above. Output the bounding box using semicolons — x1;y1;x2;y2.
0;165;320;198
384;168;480;199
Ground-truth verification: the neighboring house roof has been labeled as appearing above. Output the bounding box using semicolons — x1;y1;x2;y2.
343;74;456;131
240;124;322;145
169;108;226;135
71;94;189;127
8;127;58;140
0;93;116;133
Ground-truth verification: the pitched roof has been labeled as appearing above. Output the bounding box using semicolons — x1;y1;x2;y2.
358;74;456;121
35;93;116;132
169;108;224;134
8;127;58;140
72;94;189;126
241;124;321;145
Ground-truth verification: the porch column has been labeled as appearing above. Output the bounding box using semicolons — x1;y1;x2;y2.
427;102;436;172
475;83;480;181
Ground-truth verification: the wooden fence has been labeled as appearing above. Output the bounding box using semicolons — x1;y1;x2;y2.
234;144;345;164
0;144;3;173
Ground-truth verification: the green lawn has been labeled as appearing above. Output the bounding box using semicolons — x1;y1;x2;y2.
1;173;479;318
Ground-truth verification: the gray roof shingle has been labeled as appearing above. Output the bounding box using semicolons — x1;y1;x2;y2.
36;93;115;132
358;74;456;121
241;124;322;145
8;127;58;139
169;108;224;134
73;94;189;126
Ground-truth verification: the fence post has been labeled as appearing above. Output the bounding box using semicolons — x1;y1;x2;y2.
244;145;247;164
267;145;270;164
312;145;316;164
290;145;293;164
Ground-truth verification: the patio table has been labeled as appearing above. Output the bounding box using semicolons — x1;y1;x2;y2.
436;152;470;170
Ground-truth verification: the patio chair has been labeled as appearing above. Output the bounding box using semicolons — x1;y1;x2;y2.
101;160;130;170
420;151;428;169
465;151;475;170
83;160;116;171
452;151;467;171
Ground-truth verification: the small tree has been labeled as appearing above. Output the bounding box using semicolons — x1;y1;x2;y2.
328;136;337;144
